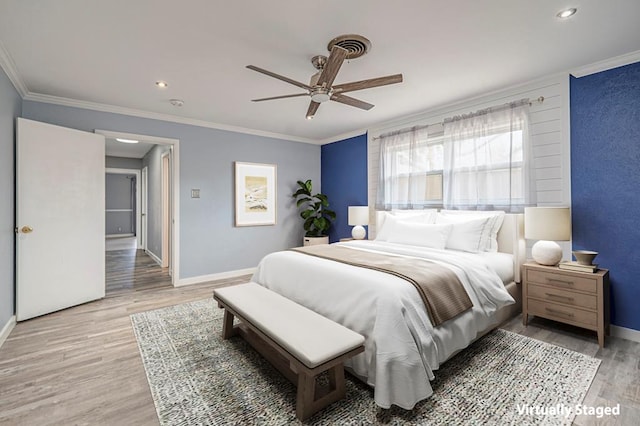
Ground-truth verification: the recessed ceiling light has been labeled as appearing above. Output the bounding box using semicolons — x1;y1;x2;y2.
155;80;168;88
556;8;577;19
116;138;139;144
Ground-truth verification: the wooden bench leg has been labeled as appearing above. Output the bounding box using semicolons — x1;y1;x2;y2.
221;309;237;339
295;363;347;421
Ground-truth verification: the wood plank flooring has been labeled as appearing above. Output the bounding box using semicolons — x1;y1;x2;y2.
1;252;639;425
105;249;172;296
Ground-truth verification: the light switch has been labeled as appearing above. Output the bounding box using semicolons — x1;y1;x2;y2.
191;189;200;199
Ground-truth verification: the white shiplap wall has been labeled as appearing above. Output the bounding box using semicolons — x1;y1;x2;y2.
366;74;572;256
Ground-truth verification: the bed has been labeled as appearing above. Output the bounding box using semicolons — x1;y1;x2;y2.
251;211;525;410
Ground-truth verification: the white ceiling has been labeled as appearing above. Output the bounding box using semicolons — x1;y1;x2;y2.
1;0;640;144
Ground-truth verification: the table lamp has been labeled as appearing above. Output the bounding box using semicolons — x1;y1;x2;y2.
524;207;571;265
348;206;369;240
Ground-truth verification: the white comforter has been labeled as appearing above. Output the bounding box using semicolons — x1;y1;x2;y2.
251;240;514;409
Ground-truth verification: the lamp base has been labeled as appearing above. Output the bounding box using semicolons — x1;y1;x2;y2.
532;240;563;265
351;225;366;240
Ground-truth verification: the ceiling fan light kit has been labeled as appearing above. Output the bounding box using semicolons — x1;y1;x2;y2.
247;34;403;119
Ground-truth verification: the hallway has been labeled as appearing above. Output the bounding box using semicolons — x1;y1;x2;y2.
105;237;171;296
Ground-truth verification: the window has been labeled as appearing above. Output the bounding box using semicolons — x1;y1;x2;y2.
376;127;444;210
377;101;534;212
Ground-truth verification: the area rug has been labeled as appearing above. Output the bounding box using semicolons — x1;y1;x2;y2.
131;299;601;425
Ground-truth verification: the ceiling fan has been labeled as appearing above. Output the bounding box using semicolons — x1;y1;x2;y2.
246;35;403;119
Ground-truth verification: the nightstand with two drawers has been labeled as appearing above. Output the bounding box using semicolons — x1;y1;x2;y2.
522;262;610;347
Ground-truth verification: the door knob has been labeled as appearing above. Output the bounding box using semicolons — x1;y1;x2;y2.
21;226;33;234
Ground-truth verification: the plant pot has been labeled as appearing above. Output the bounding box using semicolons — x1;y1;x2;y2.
303;236;329;246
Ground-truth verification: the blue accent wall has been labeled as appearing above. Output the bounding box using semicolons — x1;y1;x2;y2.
570;62;640;331
321;133;368;242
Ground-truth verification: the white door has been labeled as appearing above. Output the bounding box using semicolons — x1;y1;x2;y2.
16;118;105;321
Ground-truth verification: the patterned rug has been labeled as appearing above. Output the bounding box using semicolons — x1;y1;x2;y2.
131;299;601;425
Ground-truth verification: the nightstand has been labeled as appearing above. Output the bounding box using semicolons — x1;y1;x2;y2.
522;262;610;347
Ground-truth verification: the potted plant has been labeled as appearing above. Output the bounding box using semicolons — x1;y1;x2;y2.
292;179;336;245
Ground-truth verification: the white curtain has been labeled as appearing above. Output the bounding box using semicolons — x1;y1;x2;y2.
442;101;535;212
376;126;436;210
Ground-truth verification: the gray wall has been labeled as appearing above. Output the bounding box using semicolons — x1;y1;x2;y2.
21;101;321;279
105;173;135;235
0;67;21;327
106;156;142;170
142;145;170;259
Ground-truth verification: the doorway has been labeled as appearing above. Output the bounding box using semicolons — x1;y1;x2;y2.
105;168;141;247
161;151;171;270
97;130;180;286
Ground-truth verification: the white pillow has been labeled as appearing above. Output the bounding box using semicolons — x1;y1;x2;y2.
375;211;435;241
387;222;453;249
435;214;492;253
391;209;437;223
439;210;505;252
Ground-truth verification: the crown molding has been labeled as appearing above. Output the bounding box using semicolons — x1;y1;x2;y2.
570;49;640;78
22;92;318;145
0;40;28;97
319;128;368;145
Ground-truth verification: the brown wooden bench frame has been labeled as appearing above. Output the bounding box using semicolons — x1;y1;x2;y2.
214;294;364;421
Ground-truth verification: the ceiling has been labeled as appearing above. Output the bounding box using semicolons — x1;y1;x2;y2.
105;138;155;159
1;0;639;144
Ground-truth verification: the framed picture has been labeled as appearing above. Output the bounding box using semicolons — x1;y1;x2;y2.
234;162;277;226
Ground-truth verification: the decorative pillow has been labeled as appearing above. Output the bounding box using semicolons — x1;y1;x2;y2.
375;211;436;241
439;210;505;252
387;222;453;249
435;214;492;253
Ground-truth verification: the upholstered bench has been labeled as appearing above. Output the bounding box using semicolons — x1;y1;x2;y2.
213;283;365;421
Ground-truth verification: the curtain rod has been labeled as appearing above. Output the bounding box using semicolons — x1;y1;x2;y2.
373;96;544;140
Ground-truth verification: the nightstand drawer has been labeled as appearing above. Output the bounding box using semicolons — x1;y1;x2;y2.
527;299;597;327
526;269;597;294
527;284;597;310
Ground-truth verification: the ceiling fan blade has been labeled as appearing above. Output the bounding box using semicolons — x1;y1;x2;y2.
332;73;403;94
251;93;309;102
306;101;320;119
246;65;311;90
316;46;348;88
330;94;374;111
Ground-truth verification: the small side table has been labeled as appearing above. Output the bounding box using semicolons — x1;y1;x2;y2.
522;262;610;347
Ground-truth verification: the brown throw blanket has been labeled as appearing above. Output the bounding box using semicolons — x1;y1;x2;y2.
290;245;473;326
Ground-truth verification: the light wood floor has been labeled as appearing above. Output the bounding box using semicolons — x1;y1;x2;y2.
106;248;172;296
1;260;639;425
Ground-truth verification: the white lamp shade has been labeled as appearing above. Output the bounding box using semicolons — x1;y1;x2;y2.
524;207;571;241
348;206;369;226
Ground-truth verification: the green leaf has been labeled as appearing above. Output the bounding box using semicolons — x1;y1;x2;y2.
301;209;314;219
303;216;315;231
296;198;310;208
292;189;308;198
324;209;336;219
305;180;312;192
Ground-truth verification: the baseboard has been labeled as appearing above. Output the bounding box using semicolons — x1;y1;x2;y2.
105;233;135;239
0;316;16;349
175;267;256;287
611;325;640;344
145;250;162;266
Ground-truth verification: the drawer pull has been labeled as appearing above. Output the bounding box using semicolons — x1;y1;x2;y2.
544;293;575;302
545;307;574;318
547;278;574;286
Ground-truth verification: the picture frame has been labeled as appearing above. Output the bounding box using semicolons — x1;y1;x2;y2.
234;162;277;226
